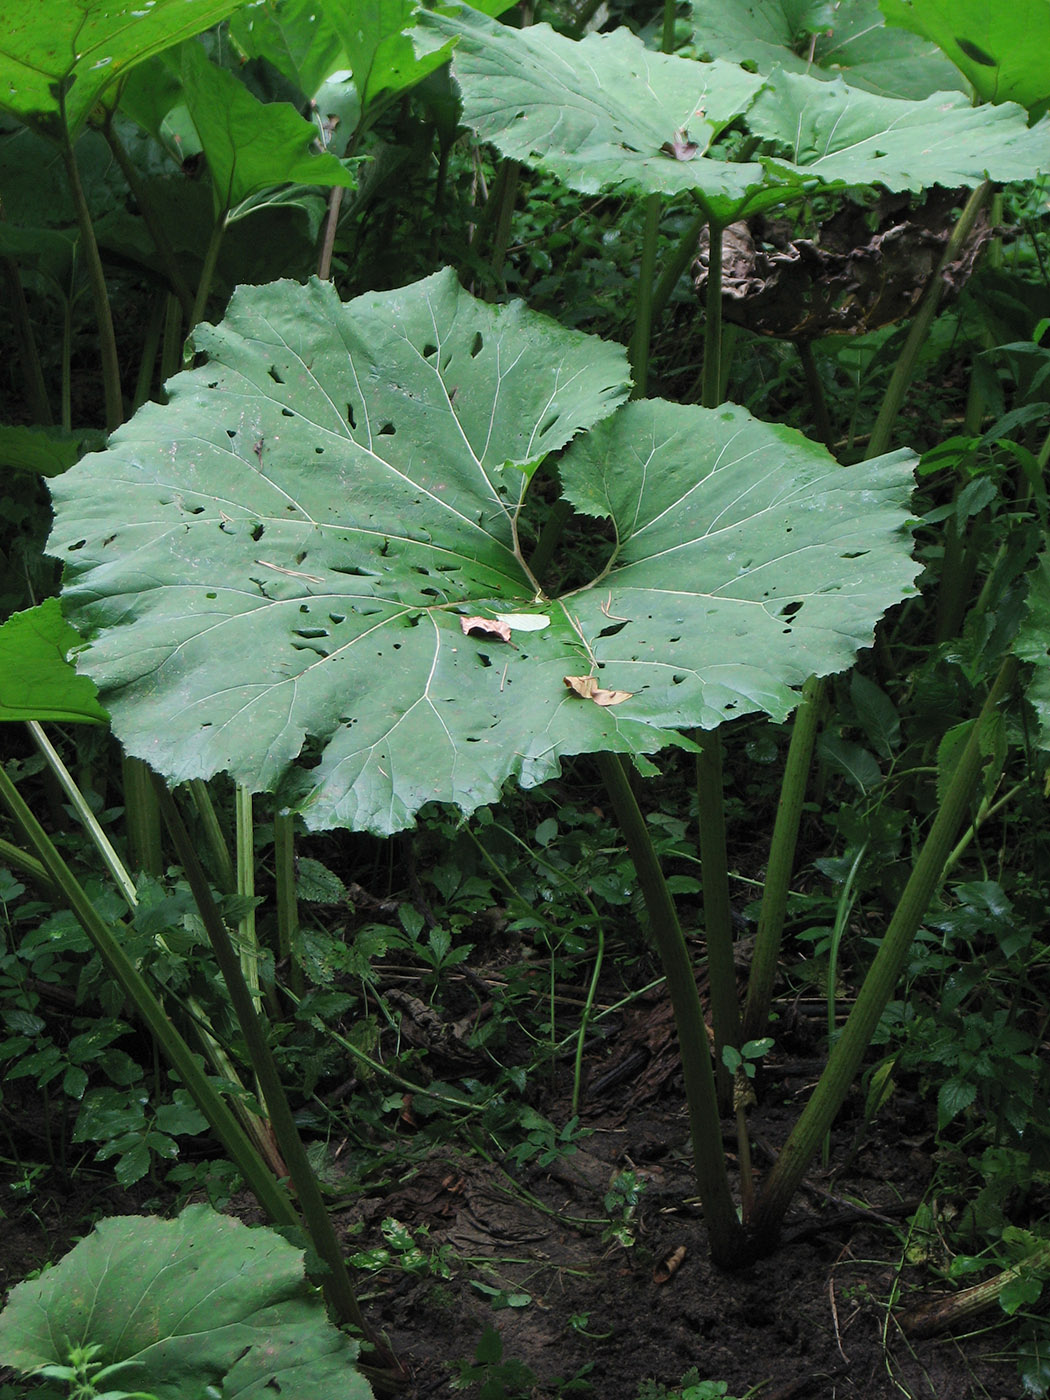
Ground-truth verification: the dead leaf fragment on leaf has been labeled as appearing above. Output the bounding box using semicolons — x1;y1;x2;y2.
460;615;513;643
660;127;698;161
563;675;633;706
494;612;550;632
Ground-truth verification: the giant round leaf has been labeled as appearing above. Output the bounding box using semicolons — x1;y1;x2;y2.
50;271;919;835
416;5;1049;223
0;1205;372;1399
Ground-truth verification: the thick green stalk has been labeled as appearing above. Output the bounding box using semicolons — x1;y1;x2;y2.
868;181;992;458
628;195;662;397
1;251;52;424
660;0;676;51
235;785;261;1010
0;835;57;899
649;206;707;331
488;158;522;291
625;0;676;395
153;776;366;1331
742;675;823;1040
748;656;1017;1246
122;753;164;876
0;761;301;1231
796;339;833;447
189;218;227;333
131;294;166;413
187;778;236;893
29;722;138;909
58;124;123;430
102;118;195;321
274;809;303;999
695;731;741;1108
160;293;184;384
700;221;724;411
596;753;746;1266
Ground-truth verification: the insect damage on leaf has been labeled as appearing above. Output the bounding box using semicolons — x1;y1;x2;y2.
563;675;633;706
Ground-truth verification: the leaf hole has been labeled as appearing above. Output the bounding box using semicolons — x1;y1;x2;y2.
67;539;86;551
378;423;396;436
477;653;492;668
250;524;265;542
538;413;559;436
597;621;628;638
329;613;346;624
268;365;285;384
470;332;484;358
346;403;357;428
282;407;294;418
315;446;324;454
226;429;237;439
840;551;868;560
422;343;438;360
672;674;686;685
779;600;804;620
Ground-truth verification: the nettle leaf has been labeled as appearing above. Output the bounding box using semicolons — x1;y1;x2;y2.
50;273;919;835
0;0;246;140
690;0;963;101
1014;553;1050;751
881;0;1050;112
417;5;1049;222
0;1205;373;1399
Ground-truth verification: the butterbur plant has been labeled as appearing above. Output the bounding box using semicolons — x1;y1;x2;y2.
0;1205;373;1399
47;266;921;1262
1;0;1049;1334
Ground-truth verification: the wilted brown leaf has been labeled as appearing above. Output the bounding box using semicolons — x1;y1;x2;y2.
653;1244;687;1284
563;674;633;706
660;126;699;161
460;615;513;643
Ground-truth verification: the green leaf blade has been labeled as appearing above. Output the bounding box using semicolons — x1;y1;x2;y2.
0;0;248;139
50;271;632;832
0;1206;373;1399
0;599;109;725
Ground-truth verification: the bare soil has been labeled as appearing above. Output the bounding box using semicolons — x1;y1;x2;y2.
0;995;1023;1400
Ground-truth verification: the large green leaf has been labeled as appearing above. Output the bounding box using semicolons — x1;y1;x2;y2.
881;0;1050;111
0;0;247;140
0;600;108;724
178;41;357;216
416;6;1049;222
689;0;963;99
50;274;919;835
0;1205;372;1399
752;70;1049;191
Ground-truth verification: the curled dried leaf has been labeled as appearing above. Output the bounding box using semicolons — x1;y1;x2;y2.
460;615;513;643
653;1245;687;1284
660;126;699;161
563;675;633;706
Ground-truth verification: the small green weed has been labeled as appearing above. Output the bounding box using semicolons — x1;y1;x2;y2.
452;1324;593;1398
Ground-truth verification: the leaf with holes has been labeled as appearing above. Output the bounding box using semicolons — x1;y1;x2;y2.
689;0;963;100
50;271;919;836
0;0;246;140
880;0;1050;112
0;1205;372;1399
415;5;1049;222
